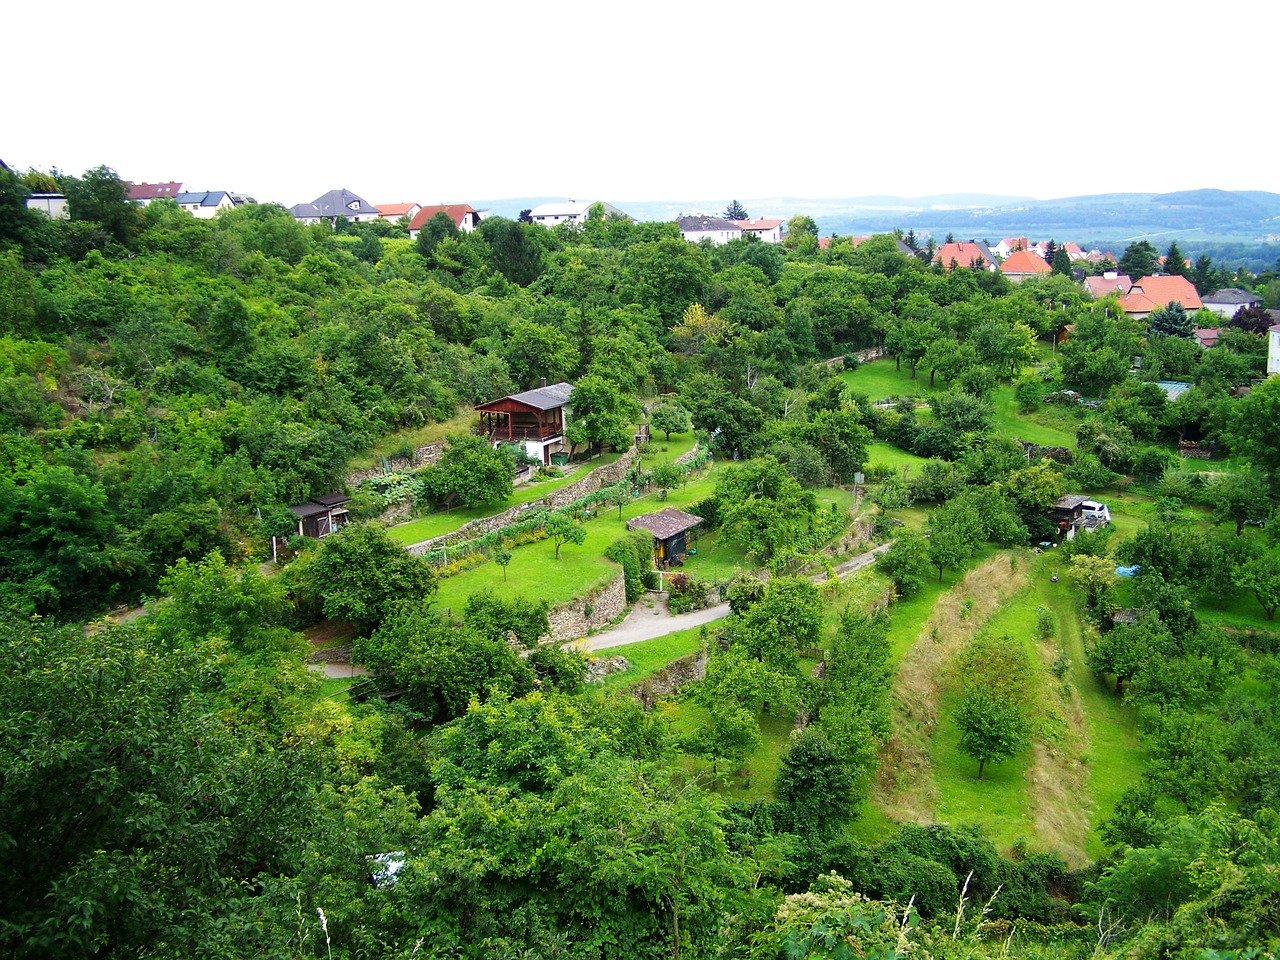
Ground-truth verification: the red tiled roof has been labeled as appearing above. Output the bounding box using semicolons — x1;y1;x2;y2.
128;181;183;201
734;218;783;230
818;236;832;250
1119;290;1159;314
1129;275;1203;310
934;242;990;270
376;202;419;217
1084;275;1132;299
407;204;478;231
1001;249;1052;275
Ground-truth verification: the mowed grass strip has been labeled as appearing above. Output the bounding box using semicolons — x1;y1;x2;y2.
386;452;623;546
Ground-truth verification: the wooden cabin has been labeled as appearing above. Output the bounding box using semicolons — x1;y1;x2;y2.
626;507;702;568
475;381;573;466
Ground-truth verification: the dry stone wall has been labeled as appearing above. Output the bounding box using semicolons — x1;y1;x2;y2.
543;571;628;642
630;649;708;707
406;447;638;556
346;441;447;487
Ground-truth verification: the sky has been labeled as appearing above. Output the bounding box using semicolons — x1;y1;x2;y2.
5;0;1276;212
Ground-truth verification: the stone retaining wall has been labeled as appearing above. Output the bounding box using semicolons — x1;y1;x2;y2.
543;571;629;642
673;442;700;467
630;649;708;708
406;447;638;556
346;441;447;487
306;643;355;664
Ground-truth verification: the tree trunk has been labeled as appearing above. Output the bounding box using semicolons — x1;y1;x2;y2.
978;758;985;780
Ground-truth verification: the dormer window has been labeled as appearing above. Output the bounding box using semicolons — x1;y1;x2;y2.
348;200;360;211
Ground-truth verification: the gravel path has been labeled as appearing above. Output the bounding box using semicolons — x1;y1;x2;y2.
576;542;891;652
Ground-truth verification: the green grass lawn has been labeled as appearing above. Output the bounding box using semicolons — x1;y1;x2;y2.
386;452;623;546
659;699;795;801
433;461;728;612
866;441;931;476
590;626;708;694
640;430;696;468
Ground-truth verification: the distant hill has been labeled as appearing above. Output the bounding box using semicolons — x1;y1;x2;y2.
476;190;1280;247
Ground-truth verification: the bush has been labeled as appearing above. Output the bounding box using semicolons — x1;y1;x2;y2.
605;530;655;603
666;572;713;613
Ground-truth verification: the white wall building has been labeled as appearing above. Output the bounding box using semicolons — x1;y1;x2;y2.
677;215;742;245
529;199;630;227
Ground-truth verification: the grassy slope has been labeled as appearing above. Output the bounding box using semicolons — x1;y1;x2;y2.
385;452;624;546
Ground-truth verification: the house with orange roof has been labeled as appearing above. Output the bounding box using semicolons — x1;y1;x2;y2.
406;204;482;238
1063;242;1086;261
376;202;421;222
733;218;785;243
1001;249;1052;283
1119;274;1202;320
1084;273;1132;300
933;241;998;272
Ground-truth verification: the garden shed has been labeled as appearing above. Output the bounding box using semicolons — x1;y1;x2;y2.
287;492;351;539
626;507;702;568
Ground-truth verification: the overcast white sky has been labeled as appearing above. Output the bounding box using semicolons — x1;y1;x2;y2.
6;0;1274;210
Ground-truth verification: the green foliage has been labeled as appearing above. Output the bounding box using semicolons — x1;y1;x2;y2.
291;522;437;634
775;726;859;833
649;400;691;441
544;511;586;560
877;530;931;597
666;571;714;613
605;529;654;603
955;687;1029;779
420;433;515;509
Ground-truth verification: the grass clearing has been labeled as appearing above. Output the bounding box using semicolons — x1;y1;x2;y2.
587;627;708;695
386;453;622;546
640;431;696;467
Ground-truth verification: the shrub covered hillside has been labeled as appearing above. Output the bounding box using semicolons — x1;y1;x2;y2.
4;164;1280;959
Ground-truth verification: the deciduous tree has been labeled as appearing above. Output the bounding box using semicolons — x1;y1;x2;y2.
955;688;1028;779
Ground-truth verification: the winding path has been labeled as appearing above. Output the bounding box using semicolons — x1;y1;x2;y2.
574;542;891;652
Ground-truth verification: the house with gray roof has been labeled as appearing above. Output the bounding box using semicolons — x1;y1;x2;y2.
677;215;742;245
174;191;236;219
474;381;576;466
1202;287;1262;318
626;507;702;567
290;188;380;225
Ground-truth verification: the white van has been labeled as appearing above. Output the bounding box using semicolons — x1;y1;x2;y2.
1080;500;1111;529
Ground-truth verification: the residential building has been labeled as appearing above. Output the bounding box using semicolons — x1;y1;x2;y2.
376;202;421;223
173;191;236;218
406;203;482;238
678;215;742;245
1000;249;1052;283
1120;275;1203;320
1201;287;1263;318
474;381;574;466
1193;328;1220;349
529;199;631;227
734;218;785;243
1084;273;1133;300
25;193;68;218
1269;323;1280;375
128;181;185;205
289;188;380;225
993;237;1030;259
933;241;999;272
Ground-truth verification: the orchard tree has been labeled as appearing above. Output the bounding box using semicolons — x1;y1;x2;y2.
545;512;586;560
1232;552;1280;620
649;401;691;441
1207;469;1270;535
295;522;437;634
877;530;931;597
926;498;981;582
1231;374;1280;470
955;687;1028;779
421;434;515;510
493;544;513;582
567;374;640;457
651;462;681;499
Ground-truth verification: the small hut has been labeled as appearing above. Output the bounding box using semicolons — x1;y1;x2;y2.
626;507;702;568
287;492;351;539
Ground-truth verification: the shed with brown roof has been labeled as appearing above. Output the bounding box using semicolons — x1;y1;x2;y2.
626;507;702;567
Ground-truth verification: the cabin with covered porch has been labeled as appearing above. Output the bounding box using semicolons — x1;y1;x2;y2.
475;381;574;466
626;507;702;568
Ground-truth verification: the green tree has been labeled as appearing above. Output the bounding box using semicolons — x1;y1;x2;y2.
493;544;513;581
1163;241;1188;277
414;210;460;258
774;726;859;832
1207;469;1270;535
1050;245;1072;276
716;457;817;560
421;433;515;510
294;522;437;634
63;165;140;249
1118;240;1160;279
1232;551;1280;620
722;199;749;220
1087;611;1170;694
545;511;586;560
1148;300;1194;339
955;688;1028;779
687;702;760;779
566;374;640;457
476;216;544;286
926;498;981;582
651;461;681;499
877;530;931;597
649;401;691;441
